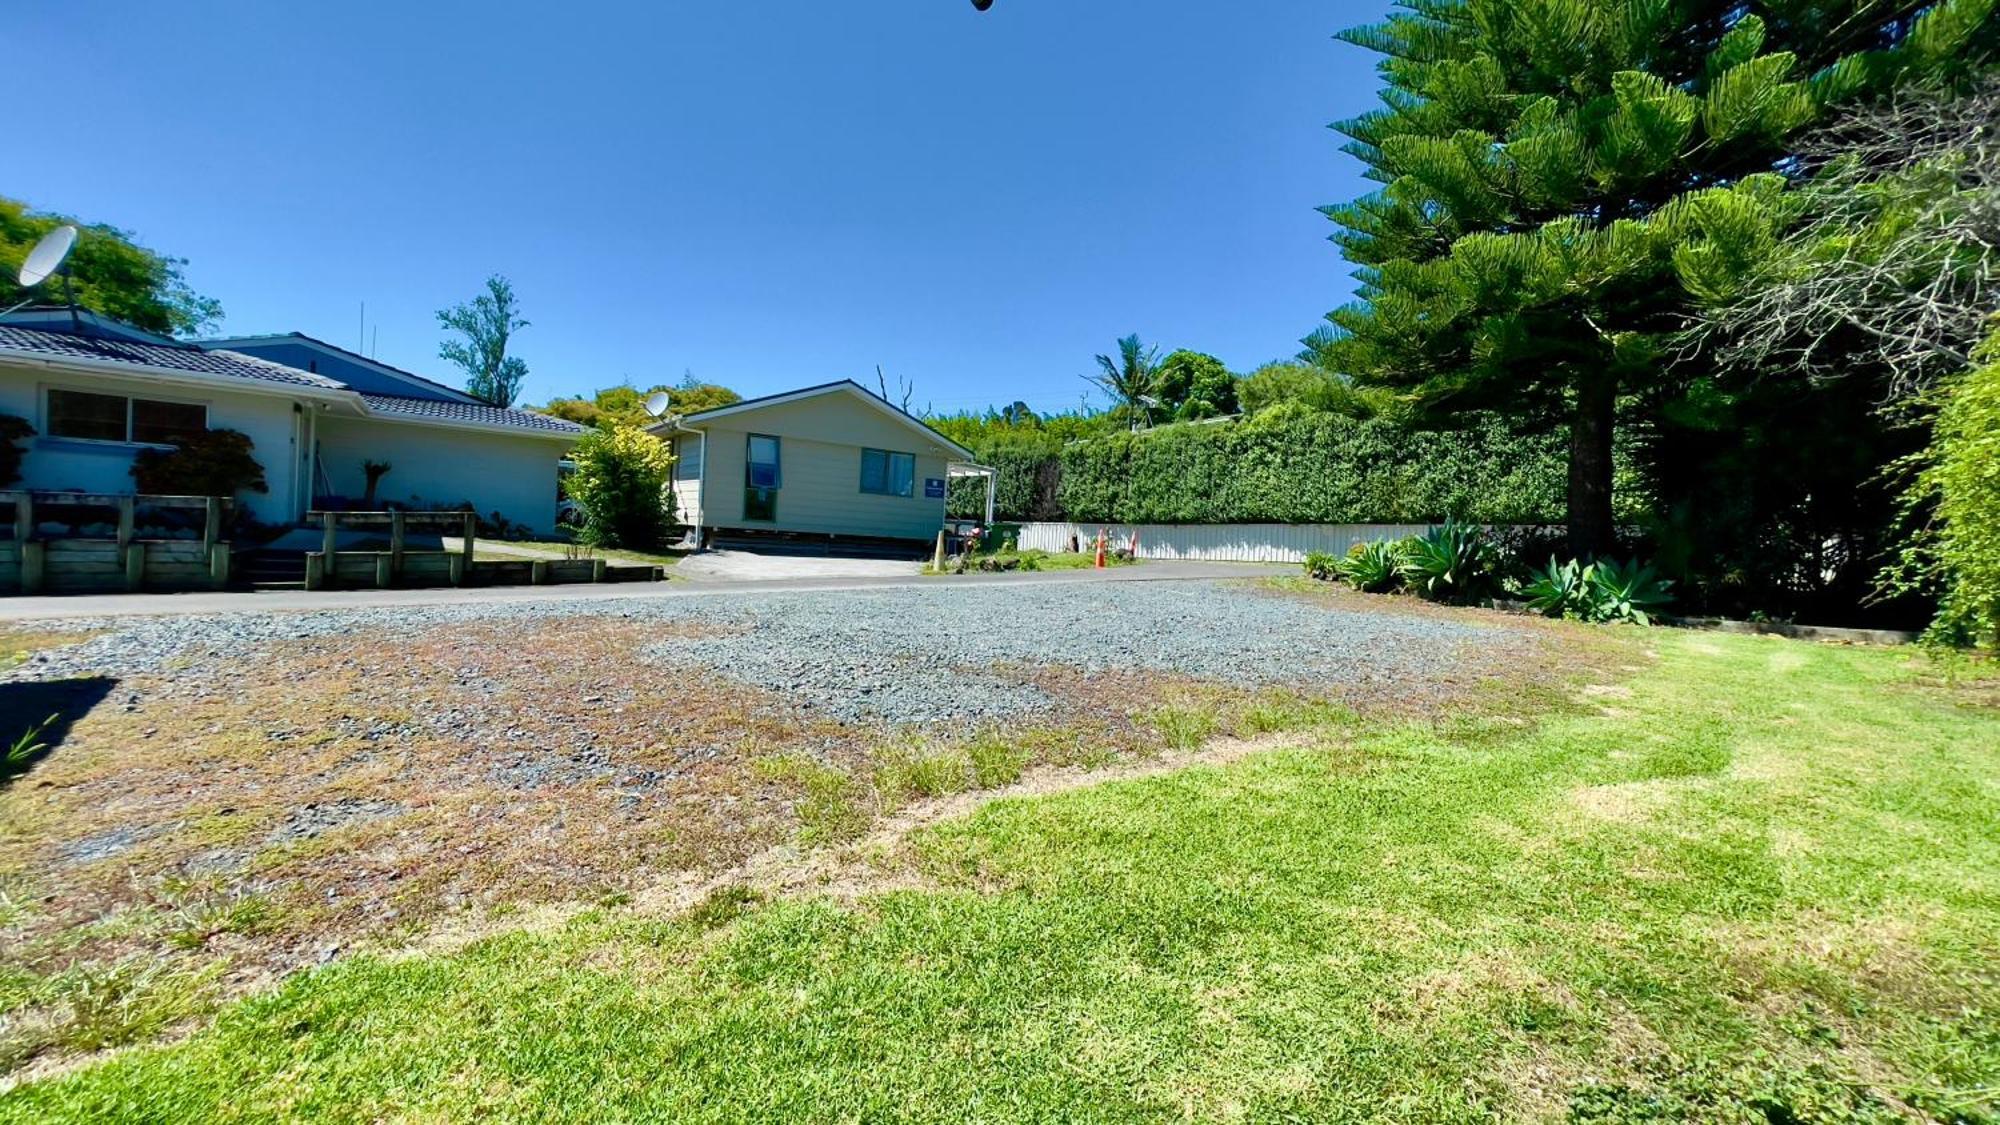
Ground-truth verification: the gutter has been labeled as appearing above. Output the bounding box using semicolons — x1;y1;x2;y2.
2;349;579;443
0;350;358;408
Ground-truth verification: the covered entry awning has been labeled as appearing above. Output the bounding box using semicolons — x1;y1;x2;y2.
946;462;999;525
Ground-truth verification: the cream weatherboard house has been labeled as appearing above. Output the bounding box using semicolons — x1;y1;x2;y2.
653;380;995;554
0;310;583;535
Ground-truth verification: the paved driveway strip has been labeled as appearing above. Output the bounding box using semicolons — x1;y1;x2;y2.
0;560;1288;621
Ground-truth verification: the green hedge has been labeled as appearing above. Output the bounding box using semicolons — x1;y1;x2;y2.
950;407;1566;525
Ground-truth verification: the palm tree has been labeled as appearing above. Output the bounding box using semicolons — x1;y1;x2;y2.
1087;334;1161;430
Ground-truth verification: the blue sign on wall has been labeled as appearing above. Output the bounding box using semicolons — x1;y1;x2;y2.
924;478;947;499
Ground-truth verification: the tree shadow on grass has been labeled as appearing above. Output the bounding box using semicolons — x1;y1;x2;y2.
2;677;117;784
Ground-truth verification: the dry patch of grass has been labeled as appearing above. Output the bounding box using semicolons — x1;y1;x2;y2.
0;630;88;670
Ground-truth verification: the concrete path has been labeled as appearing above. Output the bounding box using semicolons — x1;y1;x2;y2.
0;561;1294;621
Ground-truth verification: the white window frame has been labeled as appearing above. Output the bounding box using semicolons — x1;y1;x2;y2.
859;447;916;498
40;384;210;448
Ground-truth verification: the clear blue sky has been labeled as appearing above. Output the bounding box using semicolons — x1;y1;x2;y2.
14;1;1381;415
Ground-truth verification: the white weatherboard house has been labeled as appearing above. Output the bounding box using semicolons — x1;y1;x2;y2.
0;310;584;534
654;380;995;553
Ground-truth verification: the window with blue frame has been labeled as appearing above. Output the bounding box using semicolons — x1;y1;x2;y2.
859;448;915;497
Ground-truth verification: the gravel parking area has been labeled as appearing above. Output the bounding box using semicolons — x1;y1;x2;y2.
0;576;1559;1067
8;581;1510;726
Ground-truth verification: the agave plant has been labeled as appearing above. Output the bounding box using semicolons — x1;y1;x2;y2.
1522;557;1591;618
1395;521;1495;603
1337;539;1403;593
1585;559;1675;625
1301;550;1341;582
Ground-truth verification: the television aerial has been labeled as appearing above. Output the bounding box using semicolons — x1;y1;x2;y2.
643;391;672;418
4;224;82;325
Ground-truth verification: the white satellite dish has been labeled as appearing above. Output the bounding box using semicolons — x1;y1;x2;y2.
19;225;78;288
643;391;672;418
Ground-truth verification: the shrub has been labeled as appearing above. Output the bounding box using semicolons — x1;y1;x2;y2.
567;425;675;550
1584;559;1675;626
1893;330;2000;647
1522;557;1592;618
1058;412;1566;526
129;429;267;497
1337;539;1404;593
1302;550;1341;582
0;414;31;487
953;411;1569;525
1522;557;1674;625
1396;521;1495;603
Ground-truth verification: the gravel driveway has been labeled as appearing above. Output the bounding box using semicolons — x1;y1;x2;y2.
0;576;1554;1035
9;580;1516;727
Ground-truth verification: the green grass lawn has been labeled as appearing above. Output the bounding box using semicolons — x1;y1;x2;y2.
476;538;689;568
5;631;1997;1122
928;548;1137;575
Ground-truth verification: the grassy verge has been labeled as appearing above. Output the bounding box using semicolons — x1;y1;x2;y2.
5;633;1997;1121
927;549;1137;576
477;538;689;568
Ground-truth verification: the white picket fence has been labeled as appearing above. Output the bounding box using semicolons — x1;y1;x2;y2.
1011;522;1441;565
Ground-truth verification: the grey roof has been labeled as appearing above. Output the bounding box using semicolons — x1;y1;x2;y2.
0;323;579;438
361;394;587;436
195;331;484;405
0;325;347;390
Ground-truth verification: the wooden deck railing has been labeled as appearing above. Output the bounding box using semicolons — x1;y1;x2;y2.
302;509;478;590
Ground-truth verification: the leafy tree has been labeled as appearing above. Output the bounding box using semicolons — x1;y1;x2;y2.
540;374;740;430
566;425;676;550
670;371;743;416
1086;334;1161;428
0;196;222;336
1152;350;1240;420
438;275;530;407
1317;0;1998;557
1239;361;1388;418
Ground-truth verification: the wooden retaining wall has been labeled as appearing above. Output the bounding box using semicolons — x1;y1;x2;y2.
5;492;232;595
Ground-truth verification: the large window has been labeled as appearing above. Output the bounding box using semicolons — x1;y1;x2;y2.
746;434;781;488
859;448;915;497
47;389;207;445
744;433;780;521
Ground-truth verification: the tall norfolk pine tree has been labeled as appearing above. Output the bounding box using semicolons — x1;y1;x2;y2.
1317;0;1996;556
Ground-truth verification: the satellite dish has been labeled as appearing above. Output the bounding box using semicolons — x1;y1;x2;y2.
643;391;672;418
18;225;78;288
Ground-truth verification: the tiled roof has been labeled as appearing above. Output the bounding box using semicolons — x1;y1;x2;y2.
360;394;587;436
0;325;348;390
0;323;582;438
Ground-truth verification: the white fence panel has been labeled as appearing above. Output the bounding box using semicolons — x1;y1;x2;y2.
1011;522;1438;565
